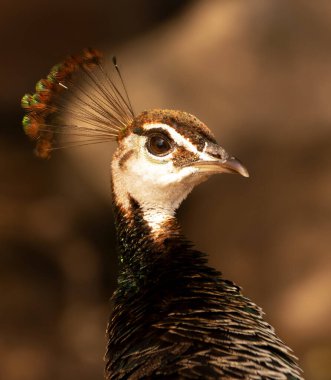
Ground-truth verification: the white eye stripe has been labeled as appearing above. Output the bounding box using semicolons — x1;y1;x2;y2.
142;123;218;163
143;123;200;155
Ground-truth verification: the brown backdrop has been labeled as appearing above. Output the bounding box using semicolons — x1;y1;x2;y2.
1;1;330;379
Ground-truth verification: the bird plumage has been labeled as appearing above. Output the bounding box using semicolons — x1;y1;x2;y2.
106;112;303;380
21;50;303;380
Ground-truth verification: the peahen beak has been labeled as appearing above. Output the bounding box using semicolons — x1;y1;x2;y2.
217;156;249;177
190;142;249;178
190;157;249;177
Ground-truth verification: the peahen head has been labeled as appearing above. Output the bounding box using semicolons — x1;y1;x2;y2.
112;109;248;232
21;49;248;233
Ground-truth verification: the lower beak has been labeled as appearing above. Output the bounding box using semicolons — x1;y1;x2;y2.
191;157;249;178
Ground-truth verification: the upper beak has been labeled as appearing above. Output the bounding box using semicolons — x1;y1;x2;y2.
191;157;249;177
189;141;249;178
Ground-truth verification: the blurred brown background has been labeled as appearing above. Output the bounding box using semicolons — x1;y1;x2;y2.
1;1;331;379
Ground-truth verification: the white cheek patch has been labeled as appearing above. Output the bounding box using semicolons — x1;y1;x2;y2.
111;125;212;235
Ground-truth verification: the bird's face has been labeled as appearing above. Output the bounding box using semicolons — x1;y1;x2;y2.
112;109;248;231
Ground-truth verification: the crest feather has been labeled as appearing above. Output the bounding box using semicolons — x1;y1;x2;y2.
21;48;134;158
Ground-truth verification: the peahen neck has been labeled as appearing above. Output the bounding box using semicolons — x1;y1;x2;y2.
108;194;303;380
112;194;209;298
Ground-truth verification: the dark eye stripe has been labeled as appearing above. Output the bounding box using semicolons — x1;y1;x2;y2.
172;146;199;167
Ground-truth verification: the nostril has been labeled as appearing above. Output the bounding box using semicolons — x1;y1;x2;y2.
205;142;229;161
209;151;222;159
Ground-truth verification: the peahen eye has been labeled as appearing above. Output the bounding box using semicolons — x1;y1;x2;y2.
146;133;173;156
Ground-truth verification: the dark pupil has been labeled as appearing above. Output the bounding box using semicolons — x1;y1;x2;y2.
148;135;171;156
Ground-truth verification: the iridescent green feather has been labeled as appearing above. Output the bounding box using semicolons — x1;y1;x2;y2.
22;114;32;133
21;94;32;109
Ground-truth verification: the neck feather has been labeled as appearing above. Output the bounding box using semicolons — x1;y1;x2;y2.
114;194;206;298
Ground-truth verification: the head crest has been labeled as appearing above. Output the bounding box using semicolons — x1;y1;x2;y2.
21;48;134;158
